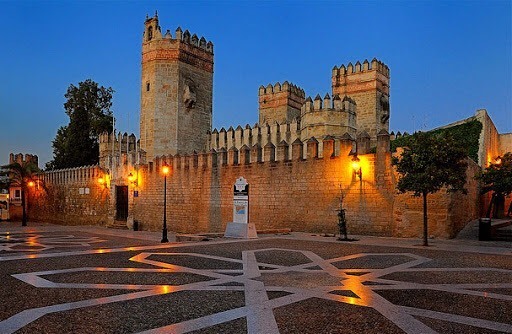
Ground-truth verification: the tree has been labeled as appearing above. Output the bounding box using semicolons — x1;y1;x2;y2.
46;79;113;170
392;131;468;246
478;152;512;218
0;161;40;226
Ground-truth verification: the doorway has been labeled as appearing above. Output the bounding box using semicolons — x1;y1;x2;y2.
116;186;129;221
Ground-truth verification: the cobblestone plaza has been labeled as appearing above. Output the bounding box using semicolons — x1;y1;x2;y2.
0;222;511;334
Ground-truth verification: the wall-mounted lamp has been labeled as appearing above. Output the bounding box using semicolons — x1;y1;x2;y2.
352;154;362;181
98;174;110;189
128;172;138;186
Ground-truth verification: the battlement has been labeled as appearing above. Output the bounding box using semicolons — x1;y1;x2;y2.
331;58;390;143
42;165;101;186
155;132;390;172
208;120;301;155
332;58;389;78
258;81;305;125
99;132;146;170
258;81;305;97
9;153;38;167
301;94;356;114
143;14;213;54
99;132;139;153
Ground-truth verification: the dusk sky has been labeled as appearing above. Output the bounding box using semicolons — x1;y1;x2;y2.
1;0;510;167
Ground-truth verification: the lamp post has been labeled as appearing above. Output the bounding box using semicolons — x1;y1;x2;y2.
161;164;170;243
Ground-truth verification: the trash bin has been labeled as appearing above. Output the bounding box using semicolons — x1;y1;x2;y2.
479;218;491;241
133;220;139;231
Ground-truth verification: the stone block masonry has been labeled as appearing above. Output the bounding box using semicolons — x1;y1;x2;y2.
29;135;480;239
29;166;110;226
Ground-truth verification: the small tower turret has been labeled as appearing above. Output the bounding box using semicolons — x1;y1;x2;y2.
258;81;305;125
332;58;390;144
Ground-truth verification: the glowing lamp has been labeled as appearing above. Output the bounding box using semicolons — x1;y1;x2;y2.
352;154;362;180
28;181;35;187
98;175;109;189
162;165;170;176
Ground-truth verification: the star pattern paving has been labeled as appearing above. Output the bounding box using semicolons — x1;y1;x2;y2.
0;232;105;252
1;247;511;333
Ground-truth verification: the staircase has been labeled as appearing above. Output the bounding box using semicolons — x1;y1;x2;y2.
109;220;129;230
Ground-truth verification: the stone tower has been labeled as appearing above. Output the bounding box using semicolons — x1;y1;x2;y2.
140;13;214;161
331;59;390;143
258;82;305;125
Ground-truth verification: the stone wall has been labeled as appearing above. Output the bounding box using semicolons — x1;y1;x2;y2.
28;166;110;226
29;135;481;239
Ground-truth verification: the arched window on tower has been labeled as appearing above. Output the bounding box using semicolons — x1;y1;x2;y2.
147;26;153;41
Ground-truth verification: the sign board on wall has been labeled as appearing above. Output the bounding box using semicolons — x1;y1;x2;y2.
233;177;249;224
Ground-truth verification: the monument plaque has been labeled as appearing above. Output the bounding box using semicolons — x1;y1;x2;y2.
224;177;257;239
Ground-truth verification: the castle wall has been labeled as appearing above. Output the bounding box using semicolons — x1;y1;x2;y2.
129;139;397;235
29;135;480;239
500;133;512;154
28;166;110;226
392;159;481;238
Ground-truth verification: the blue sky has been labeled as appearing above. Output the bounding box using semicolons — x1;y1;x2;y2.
1;0;510;167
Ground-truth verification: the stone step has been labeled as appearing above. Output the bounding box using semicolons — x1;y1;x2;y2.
109;221;128;230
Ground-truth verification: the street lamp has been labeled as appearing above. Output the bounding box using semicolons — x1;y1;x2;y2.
161;164;170;243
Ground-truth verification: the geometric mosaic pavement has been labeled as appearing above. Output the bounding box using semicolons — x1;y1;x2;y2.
1;243;511;334
0;232;105;252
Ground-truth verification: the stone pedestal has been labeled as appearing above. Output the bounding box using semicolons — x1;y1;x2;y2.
224;222;258;239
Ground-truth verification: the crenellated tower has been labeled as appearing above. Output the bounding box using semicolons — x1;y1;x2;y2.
258;81;305;125
140;13;214;161
300;94;357;140
332;59;390;143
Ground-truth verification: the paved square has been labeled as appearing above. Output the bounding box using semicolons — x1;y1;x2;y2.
0;224;511;333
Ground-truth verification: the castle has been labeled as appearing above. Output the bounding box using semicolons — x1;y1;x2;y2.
137;13;390;161
27;14;512;238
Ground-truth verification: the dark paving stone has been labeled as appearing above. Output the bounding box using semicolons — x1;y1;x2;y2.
415;316;505;334
188;317;247;334
375;289;512;324
258;265;276;270
363;281;393;286
255;249;312;266
212;281;244;287
0;277;133;320
274;297;404;333
304;265;322;270
412;252;512;270
381;271;512;285
332;255;413;269
329;290;360;298
471;288;512;296
345;271;370;276
148;254;242;270
18;290;246;334
43;271;214;285
267;291;293;300
256;271;342;289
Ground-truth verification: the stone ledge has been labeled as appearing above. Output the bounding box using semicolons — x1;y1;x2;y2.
176;228;292;242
